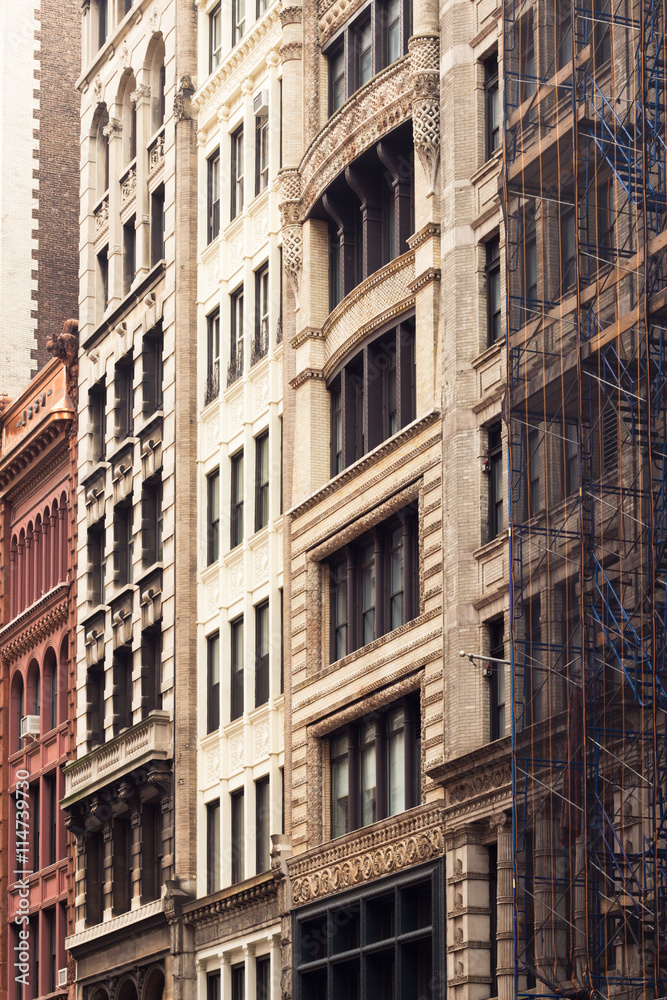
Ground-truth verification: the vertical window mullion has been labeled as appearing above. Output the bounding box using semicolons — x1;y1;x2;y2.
373;527;385;638
348;724;360;832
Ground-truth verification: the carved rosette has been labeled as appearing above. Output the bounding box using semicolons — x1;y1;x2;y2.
409;35;440;197
279;169;303;306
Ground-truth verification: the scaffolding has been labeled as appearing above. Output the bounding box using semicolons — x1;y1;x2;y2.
503;1;667;998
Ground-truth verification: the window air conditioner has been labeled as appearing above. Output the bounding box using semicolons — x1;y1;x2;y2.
20;715;40;739
57;968;68;989
253;90;269;117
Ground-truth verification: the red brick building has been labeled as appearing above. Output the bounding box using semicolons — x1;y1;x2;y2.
0;329;78;1000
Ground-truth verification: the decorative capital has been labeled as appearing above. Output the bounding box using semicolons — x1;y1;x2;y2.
130;84;151;106
279;41;302;62
103;118;122;140
280;4;302;25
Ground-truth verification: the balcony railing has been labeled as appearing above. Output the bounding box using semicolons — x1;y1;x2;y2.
251;320;269;366
204;360;220;406
227;343;244;387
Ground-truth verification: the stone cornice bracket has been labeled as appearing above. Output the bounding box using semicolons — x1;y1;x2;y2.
409;34;440;197
279;169;303;307
280;3;303;25
130;84;151;106
103;118;122;141
174;75;196;123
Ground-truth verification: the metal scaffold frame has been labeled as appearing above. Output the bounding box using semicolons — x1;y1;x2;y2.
503;0;667;998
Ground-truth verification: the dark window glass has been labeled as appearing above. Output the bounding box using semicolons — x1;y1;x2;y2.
255;600;269;707
207;151;220;243
489;618;505;740
329;694;420;837
90;380;106;463
206;308;221;405
597;176;615;255
47;775;57;866
115;354;134;440
86;831;105;925
560;203;576;292
98;247;109;313
151;186;165;265
557;0;573;68
232;0;246;44
231;451;244;548
207;632;220;733
210;4;222;71
231;127;244;218
231;616;244;720
86;662;105;746
255;432;269;531
231;790;244;883
256;957;271;1000
488;423;503;540
112;646;132;734
562;422;578;498
255;114;269;194
253;265;269;363
329;45;345;113
98;0;108;48
206;800;221;894
47;907;56;995
113;503;133;586
207;469;220;564
141;478;163;565
255;775;270;873
526;426;541;518
229;287;244;385
207;972;220;1000
141;628;162;716
142;330;163;414
353;16;373;89
112;815;132;915
484;53;500;158
486;235;501;344
88;523;105;606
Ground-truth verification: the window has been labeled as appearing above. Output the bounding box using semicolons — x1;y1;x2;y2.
31;782;40;871
151;186;165;265
46;773;57;866
48;656;58;733
123;217;136;295
141;479;163;565
207;632;220;734
560;202;576;292
112;815;132;914
87;662;105;747
526;426;542;518
98;0;108;48
98;247;109;314
523;596;543;726
255;114;269;195
141;802;162;902
484;53;500;158
326;0;411;113
230;616;244;720
488;423;503;540
207;972;220;1000
521;209;538;305
206;800;221;894
115;354;134;440
207;151;220;243
489;618;506;740
209;4;222;72
47;908;56;995
231;127;244;219
231;450;244;548
112;647;133;734
253;265;269;363
255;432;269;531
90;380;106;463
229;286;244;386
207;469;220;565
329;318;415;475
231;789;244;883
257;0;268;15
255;776;270;873
86;831;105;925
597;176;615;256
519;12;536;107
601;403;618;475
256;957;270;1000
205;308;221;405
232;0;245;44
556;0;573;68
231;965;245;1000
329;506;417;660
255;600;269;707
141;628;162;715
142;329;163;415
113;503;133;586
88;523;105;606
31;916;39;999
330;693;420;837
593;0;611;63
486;235;501;344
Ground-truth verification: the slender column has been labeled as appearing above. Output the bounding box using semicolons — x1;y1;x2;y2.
103;117;123;309
58;504;67;584
270;933;281;999
9;546;17;617
51;511;59;590
494;814;514;1000
243;944;256;1000
132;83;151;279
25;533;33;607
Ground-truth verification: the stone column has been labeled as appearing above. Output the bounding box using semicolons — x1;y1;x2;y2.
446;826;492;1000
493;814;514;1000
270;933;281;999
243;944;256;999
221;954;232;998
103;117;123;309
131;83;152;279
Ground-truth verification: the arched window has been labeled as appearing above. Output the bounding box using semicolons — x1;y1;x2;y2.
96;105;110;198
34;515;43;602
27;659;41;720
18;528;26;614
147;37;166;136
59;491;68;583
11;671;24;752
120;73;137;166
45;648;58;732
10;534;18;618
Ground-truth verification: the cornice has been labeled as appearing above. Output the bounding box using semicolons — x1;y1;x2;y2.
183;873;278;925
0;589;69;664
407;222;441;249
288;368;327;389
66;898;165;951
288;410;440;521
0;417;73;489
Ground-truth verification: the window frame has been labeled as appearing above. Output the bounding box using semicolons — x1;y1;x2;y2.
486;234;501;345
255;775;270;874
230;449;244;548
488;422;503;540
254;599;269;707
209;4;222;72
229;285;244;385
255;431;269;532
253;264;269;363
207;150;221;244
205;307;221;406
231;126;244;220
231;789;245;884
207;631;220;734
255;113;269;195
230;615;244;721
207;468;220;565
206;799;221;894
232;0;246;45
484;52;500;160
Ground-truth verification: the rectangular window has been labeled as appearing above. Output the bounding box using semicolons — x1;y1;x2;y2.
353;16;373;89
231;965;245;1000
255;431;269;531
207;631;220;733
488;423;503;540
87;662;105;746
207;469;220;565
519;12;536;106
231;789;244;883
207;972;220;1000
562;422;578;498
601;404;618;475
112;816;132;915
115;354;134;441
207;151;220;243
205;308;221;405
255;114;269;195
229;286;244;385
86;831;105;925
112;646;133;734
486;235;501;345
231;616;244;720
123;217;136;296
383;0;401;64
232;0;246;44
150;185;165;265
140;801;162;902
484;53;500;158
98;247;109;314
329;44;345;113
209;4;222;72
597;176;615;255
255;776;270;873
206;800;221;894
329;694;420;837
256;957;270;1000
489;618;505;740
99;0;108;48
141;478;163;566
329;506;417;660
141;627;162;715
253;265;269;363
557;0;573;68
560;202;576;292
255;600;269;707
114;503;133;586
88;523;105;606
46;774;57;866
527;426;541;517
231;450;244;548
231;127;244;219
47;907;56;995
89;379;106;462
142;330;163;415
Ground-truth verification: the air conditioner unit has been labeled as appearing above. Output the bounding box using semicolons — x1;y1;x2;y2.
57;968;68;989
20;715;40;740
253;89;269;116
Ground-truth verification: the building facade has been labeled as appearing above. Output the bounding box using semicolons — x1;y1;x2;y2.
0;333;79;1000
62;4;198;1000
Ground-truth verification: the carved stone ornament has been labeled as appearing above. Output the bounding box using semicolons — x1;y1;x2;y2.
130;84;151;106
120;40;130;68
103;118;122;141
47;318;79;368
174;75;195;122
279;41;302;62
409;35;440;197
282;223;303;307
149;5;160;31
280;4;302;25
93;75;102;101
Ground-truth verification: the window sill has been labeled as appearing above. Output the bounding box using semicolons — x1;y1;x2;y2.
80;603;110;629
107;434;137;466
470;146;502;187
472;530;508;561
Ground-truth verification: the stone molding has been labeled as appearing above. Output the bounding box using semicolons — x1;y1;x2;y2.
0;590;69;663
279;4;302;24
279;41;302;61
289;804;445;904
299;56;411;215
183;874;278;925
319;0;369;45
66;900;164;950
288;367;326;389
